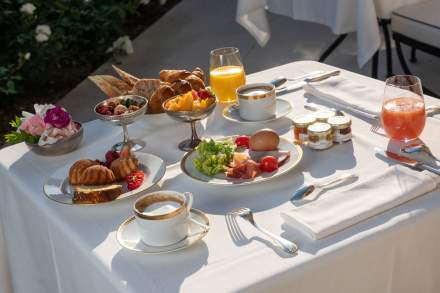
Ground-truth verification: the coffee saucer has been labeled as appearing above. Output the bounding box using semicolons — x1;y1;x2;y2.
117;208;210;254
222;99;292;124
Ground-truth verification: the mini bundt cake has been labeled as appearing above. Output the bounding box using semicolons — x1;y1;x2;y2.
110;157;139;181
69;159;116;185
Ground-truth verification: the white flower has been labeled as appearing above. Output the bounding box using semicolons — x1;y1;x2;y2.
34;104;55;117
20;3;36;15
140;0;150;5
35;33;49;43
36;24;51;37
24;52;31;60
109;36;134;55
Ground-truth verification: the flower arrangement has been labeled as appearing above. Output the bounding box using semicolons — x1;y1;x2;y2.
4;104;79;146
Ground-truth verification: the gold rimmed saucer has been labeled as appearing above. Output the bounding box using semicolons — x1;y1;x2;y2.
116;209;210;254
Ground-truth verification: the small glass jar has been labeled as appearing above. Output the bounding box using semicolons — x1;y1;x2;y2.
307;122;333;150
292;114;316;143
328;116;352;143
314;110;336;123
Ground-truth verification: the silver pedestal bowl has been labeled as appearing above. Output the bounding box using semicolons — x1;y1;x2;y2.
94;95;148;152
25;122;84;156
162;98;217;151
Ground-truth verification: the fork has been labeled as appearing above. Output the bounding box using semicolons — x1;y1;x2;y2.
229;207;299;255
370;117;381;133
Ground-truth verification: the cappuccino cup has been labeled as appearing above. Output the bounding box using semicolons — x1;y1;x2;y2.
236;83;276;121
133;191;193;246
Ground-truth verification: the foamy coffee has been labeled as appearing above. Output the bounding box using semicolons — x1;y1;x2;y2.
134;191;194;246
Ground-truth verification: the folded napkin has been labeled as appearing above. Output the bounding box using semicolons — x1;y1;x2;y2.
282;166;438;240
304;77;382;117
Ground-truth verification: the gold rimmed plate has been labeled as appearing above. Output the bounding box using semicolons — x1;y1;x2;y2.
223;99;292;124
43;153;166;205
117;209;210;253
180;137;303;186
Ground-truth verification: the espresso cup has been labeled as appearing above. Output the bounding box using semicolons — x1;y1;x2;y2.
133;191;193;246
236;83;276;121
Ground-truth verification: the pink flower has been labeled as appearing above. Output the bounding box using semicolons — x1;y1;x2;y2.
44;106;71;128
19;114;46;136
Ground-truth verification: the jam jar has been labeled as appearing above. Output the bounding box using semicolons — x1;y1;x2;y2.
307;122;333;150
292;114;316;143
328;116;352;143
314;110;336;123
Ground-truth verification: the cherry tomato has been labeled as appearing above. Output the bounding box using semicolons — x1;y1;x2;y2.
235;135;250;148
259;156;278;172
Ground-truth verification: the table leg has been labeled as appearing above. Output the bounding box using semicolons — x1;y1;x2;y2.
318;34;348;63
371;50;379;79
379;19;393;77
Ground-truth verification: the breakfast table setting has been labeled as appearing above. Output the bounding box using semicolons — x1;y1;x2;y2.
2;54;440;293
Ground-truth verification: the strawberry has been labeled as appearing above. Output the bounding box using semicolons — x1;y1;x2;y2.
191;90;199;100
126;171;144;191
197;89;212;100
105;150;119;166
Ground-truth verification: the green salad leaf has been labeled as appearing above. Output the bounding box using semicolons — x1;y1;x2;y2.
193;139;235;176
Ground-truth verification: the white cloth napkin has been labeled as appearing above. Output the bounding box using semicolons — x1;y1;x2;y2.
304;77;383;117
282;165;438;240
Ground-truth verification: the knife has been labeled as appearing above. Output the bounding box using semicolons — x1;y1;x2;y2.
276;70;340;93
374;147;440;175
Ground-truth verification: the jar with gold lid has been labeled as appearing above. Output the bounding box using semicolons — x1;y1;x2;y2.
314;110;336;123
328;116;352;143
307;122;333;150
292;114;316;143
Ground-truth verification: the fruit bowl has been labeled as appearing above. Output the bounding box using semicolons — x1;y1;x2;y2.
25;122;84;156
94;95;148;152
162;96;217;151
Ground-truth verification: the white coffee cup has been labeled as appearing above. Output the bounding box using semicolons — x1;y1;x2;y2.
236;83;276;121
133;191;193;246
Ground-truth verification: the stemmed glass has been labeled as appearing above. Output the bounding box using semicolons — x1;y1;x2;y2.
209;47;246;104
381;75;425;142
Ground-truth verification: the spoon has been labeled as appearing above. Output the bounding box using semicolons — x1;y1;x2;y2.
291;173;358;202
270;70;325;88
401;143;440;162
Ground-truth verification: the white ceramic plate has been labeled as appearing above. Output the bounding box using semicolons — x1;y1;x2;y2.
117;209;210;254
43;153;166;205
222;99;292;124
181;137;303;186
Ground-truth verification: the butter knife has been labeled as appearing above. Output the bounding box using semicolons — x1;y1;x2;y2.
276;70;340;93
374;147;440;175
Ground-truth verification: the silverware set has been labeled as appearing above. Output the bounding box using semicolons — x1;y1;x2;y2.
227;207;299;255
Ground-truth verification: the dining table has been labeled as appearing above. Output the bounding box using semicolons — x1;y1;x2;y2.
1;60;440;293
236;0;425;68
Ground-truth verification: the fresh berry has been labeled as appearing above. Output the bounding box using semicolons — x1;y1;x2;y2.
126;171;144;191
105;150;120;166
191;90;199;100
197;89;212;100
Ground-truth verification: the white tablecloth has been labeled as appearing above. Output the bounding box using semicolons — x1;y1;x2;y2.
1;61;440;293
236;0;425;67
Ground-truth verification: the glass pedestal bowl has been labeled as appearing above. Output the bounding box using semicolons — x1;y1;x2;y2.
94;95;148;152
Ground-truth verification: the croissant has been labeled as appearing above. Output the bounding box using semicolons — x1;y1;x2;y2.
170;79;192;95
69;160;99;185
185;74;205;91
111;157;139;181
148;84;175;114
159;70;192;83
192;67;205;82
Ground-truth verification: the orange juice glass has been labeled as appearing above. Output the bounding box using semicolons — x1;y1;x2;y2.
209;47;246;103
381;76;425;141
